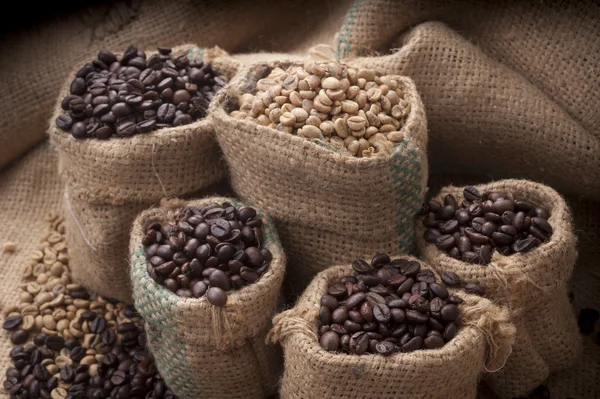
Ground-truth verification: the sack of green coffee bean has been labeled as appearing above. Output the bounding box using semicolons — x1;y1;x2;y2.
416;179;581;398
268;257;515;399
211;60;428;291
130;197;286;399
47;44;240;302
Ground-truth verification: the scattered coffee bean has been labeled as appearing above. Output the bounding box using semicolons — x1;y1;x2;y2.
2;214;179;399
318;255;473;355
422;186;553;264
143;202;273;306
2;315;23;331
231;61;412;157
56;45;228;139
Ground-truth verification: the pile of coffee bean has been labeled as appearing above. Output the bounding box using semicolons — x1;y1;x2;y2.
2;214;177;398
422;186;553;264
230;61;411;157
55;45;228;139
318;255;482;355
142;202;272;307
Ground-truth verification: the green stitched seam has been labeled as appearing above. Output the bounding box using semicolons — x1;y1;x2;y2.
390;138;424;254
336;0;363;58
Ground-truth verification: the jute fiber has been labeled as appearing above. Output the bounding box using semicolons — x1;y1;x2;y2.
268;262;515;399
130;197;286;399
48;45;238;302
212;61;428;291
345;21;600;200
416;179;581;398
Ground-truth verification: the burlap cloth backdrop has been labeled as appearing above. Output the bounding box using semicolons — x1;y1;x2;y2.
268;262;515;399
130;197;285;398
416;180;581;398
212;62;427;292
1;0;599;397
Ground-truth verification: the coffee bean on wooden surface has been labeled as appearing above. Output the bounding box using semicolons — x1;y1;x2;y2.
2;213;179;398
317;255;481;355
142;202;273;307
55;45;228;139
422;186;553;265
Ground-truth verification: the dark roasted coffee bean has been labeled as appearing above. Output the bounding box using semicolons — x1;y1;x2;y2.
10;330;28;345
206;287;227;306
535;207;551;219
463;186;481;201
423;228;442;243
320;331;340;352
439;220;459;234
401;336;423;353
3;315;22;331
435;235;455;250
437;205;455;221
492;232;513;246
531;217;553;234
440;272;460;288
455;209;470;225
429;282;449;299
45;335;65;350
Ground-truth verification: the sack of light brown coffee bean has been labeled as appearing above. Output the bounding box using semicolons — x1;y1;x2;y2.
211;60;428;291
130;197;285;399
416;179;581;398
48;44;240;302
269;259;515;399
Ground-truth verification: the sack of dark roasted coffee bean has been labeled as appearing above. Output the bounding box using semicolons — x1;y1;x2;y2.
416;179;581;398
130;197;285;399
268;256;515;399
211;60;428;291
47;44;240;302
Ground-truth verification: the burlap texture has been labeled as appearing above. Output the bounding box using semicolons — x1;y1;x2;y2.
416;179;581;398
48;45;238;302
130;197;286;399
346;21;600;200
212;62;428;291
269;262;515;399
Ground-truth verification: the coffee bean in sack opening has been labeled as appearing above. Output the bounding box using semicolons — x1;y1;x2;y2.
421;186;553;265
1;214;178;399
142;202;273;307
55;45;228;139
231;60;411;157
318;255;485;355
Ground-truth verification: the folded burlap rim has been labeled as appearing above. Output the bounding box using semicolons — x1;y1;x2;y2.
210;60;428;165
48;45;240;205
268;260;515;371
131;197;286;349
416;179;577;307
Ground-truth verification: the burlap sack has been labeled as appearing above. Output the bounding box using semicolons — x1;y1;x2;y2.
47;45;239;302
130;197;286;399
416;179;581;398
268;261;515;399
345;21;600;200
211;61;428;291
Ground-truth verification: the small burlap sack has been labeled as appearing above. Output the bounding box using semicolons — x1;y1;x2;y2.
345;21;600;200
47;45;239;302
268;261;515;399
211;61;428;291
130;197;286;399
416;179;581;398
